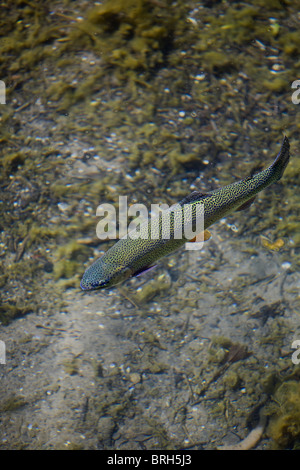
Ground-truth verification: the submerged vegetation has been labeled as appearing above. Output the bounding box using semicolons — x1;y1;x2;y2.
267;375;300;449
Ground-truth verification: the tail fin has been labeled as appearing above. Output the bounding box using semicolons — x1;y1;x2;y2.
270;136;290;181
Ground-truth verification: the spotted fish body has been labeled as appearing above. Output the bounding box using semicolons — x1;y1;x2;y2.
81;137;290;291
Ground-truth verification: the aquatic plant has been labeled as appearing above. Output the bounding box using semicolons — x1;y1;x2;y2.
268;379;300;449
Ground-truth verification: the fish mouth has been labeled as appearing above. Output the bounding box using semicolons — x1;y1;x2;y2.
80;278;109;291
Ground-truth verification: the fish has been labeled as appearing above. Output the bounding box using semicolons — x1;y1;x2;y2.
80;136;290;291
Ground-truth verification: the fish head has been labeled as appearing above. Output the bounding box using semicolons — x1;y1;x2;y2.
80;257;132;291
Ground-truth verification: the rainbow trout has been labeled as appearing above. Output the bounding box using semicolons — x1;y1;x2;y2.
81;136;290;291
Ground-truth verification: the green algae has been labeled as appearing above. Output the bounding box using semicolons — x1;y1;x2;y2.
53;242;93;280
202;51;235;74
0;395;27;412
83;0;188;71
0;302;32;325
132;272;171;304
52;0;191;88
2;151;26;174
262;77;287;92
0;0;299;452
268;379;300;449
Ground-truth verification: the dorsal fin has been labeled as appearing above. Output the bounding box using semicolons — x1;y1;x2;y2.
178;191;209;206
245;164;263;180
189;229;212;242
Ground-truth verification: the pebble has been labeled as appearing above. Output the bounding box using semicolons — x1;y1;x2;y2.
129;373;141;384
